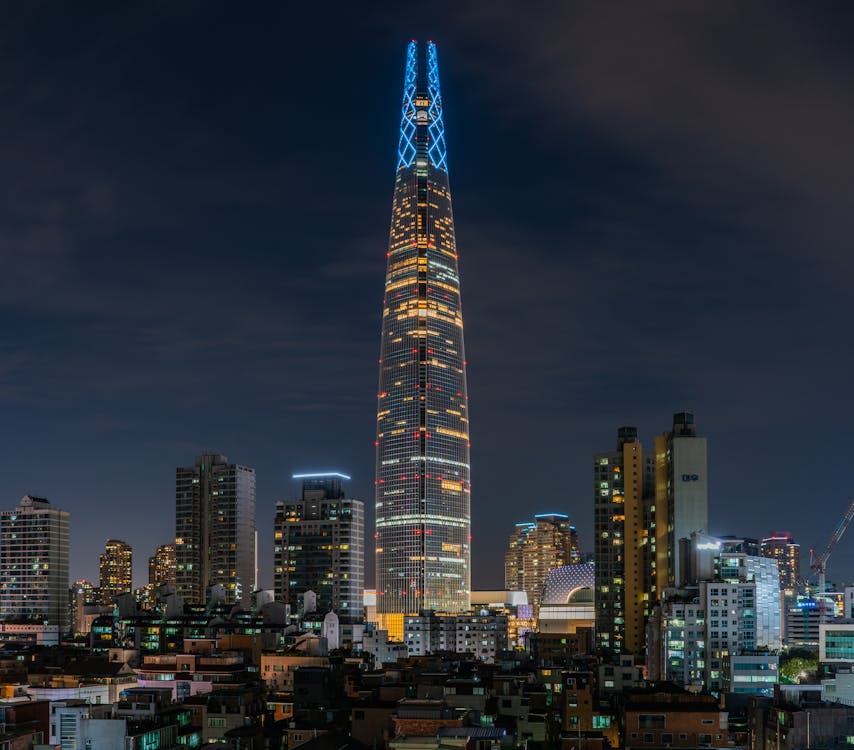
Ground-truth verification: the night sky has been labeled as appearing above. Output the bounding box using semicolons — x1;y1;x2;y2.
2;3;853;591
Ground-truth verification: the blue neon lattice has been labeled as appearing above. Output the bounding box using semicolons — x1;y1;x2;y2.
427;42;448;171
397;42;417;170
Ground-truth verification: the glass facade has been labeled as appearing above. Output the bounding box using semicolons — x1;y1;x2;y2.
376;41;471;615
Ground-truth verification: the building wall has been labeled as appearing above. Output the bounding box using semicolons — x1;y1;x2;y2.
0;496;70;627
175;454;256;605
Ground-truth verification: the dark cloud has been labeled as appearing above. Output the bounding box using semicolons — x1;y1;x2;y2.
0;3;851;588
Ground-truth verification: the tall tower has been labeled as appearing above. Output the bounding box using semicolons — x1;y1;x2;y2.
175;453;256;605
655;412;709;591
0;496;70;628
99;539;133;604
594;427;655;657
375;41;471;620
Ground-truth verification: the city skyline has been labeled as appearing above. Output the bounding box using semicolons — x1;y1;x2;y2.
1;4;853;590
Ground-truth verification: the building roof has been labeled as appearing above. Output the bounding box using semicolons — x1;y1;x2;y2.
541;564;595;605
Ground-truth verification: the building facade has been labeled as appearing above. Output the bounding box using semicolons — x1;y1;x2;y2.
375;41;471;617
760;534;800;592
504;513;580;616
149;544;176;588
655;412;709;590
273;472;364;623
175;454;256;605
594;426;655;656
0;495;70;627
99;539;132;604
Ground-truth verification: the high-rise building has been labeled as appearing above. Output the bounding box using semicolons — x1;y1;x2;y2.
594;427;655;656
760;533;800;591
273;472;364;623
175;453;256;605
504;513;581;616
148;544;176;588
0;495;70;627
655;412;709;590
375;41;471;619
98;539;132;604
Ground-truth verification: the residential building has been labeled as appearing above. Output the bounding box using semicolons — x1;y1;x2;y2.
99;539;132;604
594;426;655;656
504;514;580;617
0;495;70;628
375;41;471;619
273;472;365;623
655;412;709;590
148;543;176;587
760;534;800;591
402;611;508;662
175;453;256;605
622;687;728;749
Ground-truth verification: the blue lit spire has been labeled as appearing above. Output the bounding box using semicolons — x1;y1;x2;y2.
426;42;447;171
396;42;417;170
396;41;448;173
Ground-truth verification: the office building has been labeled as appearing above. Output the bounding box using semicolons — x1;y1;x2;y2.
175;453;256;605
760;533;801;591
148;543;176;587
504;513;580;616
375;41;471;620
99;539;132;604
593;426;655;656
820;622;854;664
273;472;364;623
0;495;70;627
655;411;709;590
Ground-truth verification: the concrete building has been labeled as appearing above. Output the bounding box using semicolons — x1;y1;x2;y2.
0;495;70;628
655;412;708;591
759;534;800;592
175;453;256;605
99;539;132;604
593;427;655;656
820;621;854;664
504;513;580;616
148;544;176;587
273;473;364;623
402;611;508;662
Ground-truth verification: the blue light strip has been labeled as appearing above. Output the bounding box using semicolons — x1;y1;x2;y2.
396;42;417;170
292;472;351;480
426;42;447;171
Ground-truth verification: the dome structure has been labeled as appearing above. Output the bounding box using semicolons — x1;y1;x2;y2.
541;563;595;606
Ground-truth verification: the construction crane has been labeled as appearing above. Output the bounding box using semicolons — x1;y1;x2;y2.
809;498;854;623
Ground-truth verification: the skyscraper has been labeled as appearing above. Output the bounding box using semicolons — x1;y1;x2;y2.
148;543;177;588
99;539;132;604
760;533;800;592
175;453;256;605
375;41;471;618
594;427;655;656
273;472;365;623
504;513;581;617
655;411;709;590
0;495;70;628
